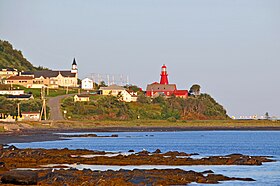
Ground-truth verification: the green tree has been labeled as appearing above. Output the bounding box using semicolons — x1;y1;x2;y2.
265;112;270;120
137;93;151;104
152;95;165;104
98;81;107;88
190;84;201;96
124;84;142;92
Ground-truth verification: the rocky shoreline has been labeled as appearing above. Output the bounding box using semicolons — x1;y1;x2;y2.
1;126;280;144
0;169;255;186
0;145;276;185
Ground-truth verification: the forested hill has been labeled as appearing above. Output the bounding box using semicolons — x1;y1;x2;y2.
0;40;44;71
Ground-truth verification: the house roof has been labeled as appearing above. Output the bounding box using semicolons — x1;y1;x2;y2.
6;76;34;80
99;84;125;91
1;68;17;71
146;84;177;91
7;94;32;99
21;70;76;78
82;78;93;82
21;112;40;115
34;70;76;78
20;72;34;76
75;94;89;98
174;90;188;96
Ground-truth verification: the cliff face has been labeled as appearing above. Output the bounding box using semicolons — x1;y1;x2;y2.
0;40;40;71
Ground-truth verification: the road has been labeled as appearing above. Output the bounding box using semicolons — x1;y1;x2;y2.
47;94;73;120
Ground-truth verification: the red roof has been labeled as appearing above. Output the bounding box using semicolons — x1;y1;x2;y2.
7;76;34;80
174;90;188;96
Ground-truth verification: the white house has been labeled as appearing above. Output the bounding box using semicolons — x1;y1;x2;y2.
99;85;137;102
121;90;138;102
81;78;93;90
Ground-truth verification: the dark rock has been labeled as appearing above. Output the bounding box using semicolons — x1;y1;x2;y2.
63;134;97;138
201;170;214;174
1;170;38;185
164;151;191;157
0;162;5;167
235;177;255;181
82;168;92;173
153;149;162;154
137;150;150;156
7;145;18;151
111;134;118;137
128;150;135;152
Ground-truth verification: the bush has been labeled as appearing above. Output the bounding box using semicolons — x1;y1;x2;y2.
167;117;177;122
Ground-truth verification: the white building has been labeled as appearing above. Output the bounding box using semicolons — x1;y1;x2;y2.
81;78;93;90
0;90;24;95
74;94;90;102
99;85;138;102
121;90;138;102
21;112;40;121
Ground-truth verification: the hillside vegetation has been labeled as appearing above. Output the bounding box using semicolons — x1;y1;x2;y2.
62;94;229;121
0;40;44;71
0;96;43;116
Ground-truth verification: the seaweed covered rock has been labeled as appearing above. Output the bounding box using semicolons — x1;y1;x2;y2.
1;170;38;185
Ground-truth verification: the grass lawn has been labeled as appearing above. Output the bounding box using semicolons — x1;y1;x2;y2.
1;119;279;132
24;119;280;130
12;85;80;98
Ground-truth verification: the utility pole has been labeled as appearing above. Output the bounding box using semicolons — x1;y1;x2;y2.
47;86;49;96
91;74;95;89
17;103;20;120
66;85;69;94
107;74;110;86
127;75;129;85
66;77;69;94
40;86;47;121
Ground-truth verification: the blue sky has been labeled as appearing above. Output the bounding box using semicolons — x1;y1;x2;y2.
0;0;279;117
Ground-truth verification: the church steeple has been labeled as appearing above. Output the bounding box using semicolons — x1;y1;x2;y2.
71;58;78;73
72;58;77;66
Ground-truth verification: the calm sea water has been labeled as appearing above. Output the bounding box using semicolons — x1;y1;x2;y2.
12;131;280;186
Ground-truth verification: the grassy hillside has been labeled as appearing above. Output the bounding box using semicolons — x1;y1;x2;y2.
61;94;229;121
0;40;44;71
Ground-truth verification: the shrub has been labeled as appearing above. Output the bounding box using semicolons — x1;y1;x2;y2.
167;117;177;122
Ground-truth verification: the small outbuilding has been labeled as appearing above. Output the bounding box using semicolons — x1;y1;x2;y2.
74;95;90;102
21;112;40;121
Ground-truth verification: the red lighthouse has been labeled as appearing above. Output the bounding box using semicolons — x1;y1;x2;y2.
146;64;188;99
160;64;169;85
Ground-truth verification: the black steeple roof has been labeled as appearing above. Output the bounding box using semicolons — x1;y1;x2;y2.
72;58;77;65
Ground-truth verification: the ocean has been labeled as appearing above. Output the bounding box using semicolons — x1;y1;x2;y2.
12;131;280;185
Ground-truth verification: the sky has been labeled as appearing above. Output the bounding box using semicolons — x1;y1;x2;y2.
0;0;279;118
